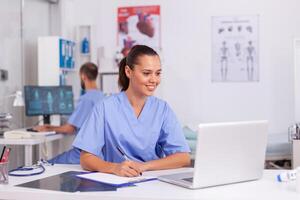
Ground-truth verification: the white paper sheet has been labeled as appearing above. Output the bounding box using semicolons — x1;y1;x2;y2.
77;172;157;186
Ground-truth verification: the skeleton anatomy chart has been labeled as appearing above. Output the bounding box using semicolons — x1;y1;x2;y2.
212;15;259;82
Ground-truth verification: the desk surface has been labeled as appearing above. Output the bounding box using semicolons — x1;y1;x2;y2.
0;165;299;200
0;134;64;166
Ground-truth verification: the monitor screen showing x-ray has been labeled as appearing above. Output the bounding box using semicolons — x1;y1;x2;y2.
24;85;74;116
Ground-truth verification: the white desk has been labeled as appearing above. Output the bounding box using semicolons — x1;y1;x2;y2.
0;134;63;166
0;164;300;200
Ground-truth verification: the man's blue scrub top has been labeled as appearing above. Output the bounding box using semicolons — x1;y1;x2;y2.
48;89;105;164
73;91;190;163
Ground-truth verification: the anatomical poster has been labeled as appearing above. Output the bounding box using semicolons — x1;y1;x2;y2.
117;5;161;56
212;15;259;82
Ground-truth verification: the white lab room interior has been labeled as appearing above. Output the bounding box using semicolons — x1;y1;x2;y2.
1;0;300;199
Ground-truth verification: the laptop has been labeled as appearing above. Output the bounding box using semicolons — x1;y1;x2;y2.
158;120;268;189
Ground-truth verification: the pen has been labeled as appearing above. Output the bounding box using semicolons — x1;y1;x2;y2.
296;124;299;140
1;148;11;163
116;145;142;175
116;145;129;161
0;146;6;162
297;124;300;140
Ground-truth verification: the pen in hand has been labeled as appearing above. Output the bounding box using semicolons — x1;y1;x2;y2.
116;145;130;161
116;145;142;176
1;147;11;163
0;146;6;162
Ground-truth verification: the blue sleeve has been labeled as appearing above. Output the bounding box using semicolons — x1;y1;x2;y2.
72;102;105;159
158;103;191;156
68;99;94;129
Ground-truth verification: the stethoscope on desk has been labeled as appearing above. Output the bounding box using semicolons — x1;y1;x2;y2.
8;159;53;177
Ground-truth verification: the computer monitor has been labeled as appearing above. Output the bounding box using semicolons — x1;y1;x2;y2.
24;85;74;124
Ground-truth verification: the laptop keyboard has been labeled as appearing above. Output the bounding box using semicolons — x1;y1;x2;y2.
26;128;38;132
182;177;193;182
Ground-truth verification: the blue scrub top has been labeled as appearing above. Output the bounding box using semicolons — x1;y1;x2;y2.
48;89;105;164
73;91;190;163
68;89;105;130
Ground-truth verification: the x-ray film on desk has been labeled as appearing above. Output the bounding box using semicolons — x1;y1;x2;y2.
16;171;117;192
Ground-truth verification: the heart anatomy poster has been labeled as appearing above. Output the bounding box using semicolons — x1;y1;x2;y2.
117;5;161;56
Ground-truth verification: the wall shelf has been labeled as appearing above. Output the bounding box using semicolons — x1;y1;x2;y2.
60;68;77;72
75;25;96;67
80;53;91;56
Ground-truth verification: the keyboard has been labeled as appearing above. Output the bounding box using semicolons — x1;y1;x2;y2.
4;129;56;139
26;128;38;132
182;177;193;183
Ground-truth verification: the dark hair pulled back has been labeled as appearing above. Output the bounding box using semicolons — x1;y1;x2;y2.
118;45;158;91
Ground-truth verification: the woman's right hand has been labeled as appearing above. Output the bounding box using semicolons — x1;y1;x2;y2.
33;124;52;132
111;160;142;177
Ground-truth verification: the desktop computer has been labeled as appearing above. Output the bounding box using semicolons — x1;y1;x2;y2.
24;85;74;124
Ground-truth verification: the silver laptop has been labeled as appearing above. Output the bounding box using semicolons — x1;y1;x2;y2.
158;120;268;189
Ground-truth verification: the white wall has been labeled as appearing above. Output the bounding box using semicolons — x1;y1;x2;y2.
23;0;51;86
0;0;24;170
23;0;53;129
0;0;54;168
0;0;23;126
61;0;300;135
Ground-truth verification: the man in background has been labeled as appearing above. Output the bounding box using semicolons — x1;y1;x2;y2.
33;62;105;164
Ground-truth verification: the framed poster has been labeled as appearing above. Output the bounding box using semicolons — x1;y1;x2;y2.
212;15;259;82
117;5;161;56
99;72;119;95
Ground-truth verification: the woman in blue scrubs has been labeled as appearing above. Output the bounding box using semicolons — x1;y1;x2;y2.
73;45;191;177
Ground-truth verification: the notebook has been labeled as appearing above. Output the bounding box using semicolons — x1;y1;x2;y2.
77;172;157;187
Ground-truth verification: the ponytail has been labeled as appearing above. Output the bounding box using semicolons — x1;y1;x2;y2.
118;57;129;91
